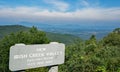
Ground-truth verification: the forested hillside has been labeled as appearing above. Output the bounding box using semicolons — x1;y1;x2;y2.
0;26;120;72
0;25;80;44
0;25;30;38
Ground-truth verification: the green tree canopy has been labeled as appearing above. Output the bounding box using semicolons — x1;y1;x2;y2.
103;28;120;46
113;28;120;34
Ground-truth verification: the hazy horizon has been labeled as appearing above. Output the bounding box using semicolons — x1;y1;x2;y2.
0;0;120;26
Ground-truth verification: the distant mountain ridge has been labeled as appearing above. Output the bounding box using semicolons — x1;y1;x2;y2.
0;25;30;38
18;22;120;39
0;25;80;44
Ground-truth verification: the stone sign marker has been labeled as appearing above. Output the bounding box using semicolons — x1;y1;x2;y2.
9;42;65;71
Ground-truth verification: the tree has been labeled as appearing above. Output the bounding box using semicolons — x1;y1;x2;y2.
85;35;97;55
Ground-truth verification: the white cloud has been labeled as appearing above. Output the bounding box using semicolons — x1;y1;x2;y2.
78;0;100;8
43;0;69;11
81;0;90;7
0;6;120;23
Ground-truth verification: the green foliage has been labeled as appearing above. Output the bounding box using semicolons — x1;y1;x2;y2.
103;29;120;46
0;27;49;72
113;28;120;34
85;35;97;55
96;46;120;72
95;66;106;72
59;33;120;72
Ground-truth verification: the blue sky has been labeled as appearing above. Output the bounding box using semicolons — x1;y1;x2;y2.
0;0;120;25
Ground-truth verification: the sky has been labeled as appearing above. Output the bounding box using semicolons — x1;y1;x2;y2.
0;0;120;26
